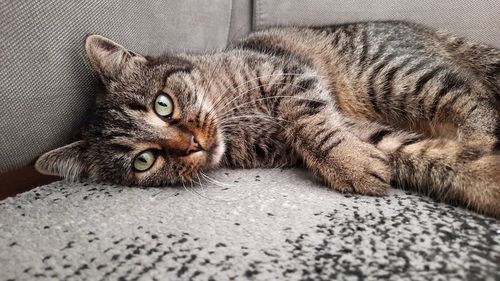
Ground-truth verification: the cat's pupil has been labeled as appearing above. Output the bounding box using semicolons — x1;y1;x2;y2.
138;157;147;163
158;102;168;106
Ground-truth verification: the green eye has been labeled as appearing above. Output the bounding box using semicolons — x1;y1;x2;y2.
133;150;156;172
155;93;174;117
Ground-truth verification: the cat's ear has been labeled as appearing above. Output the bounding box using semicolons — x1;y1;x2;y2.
35;141;89;180
85;34;147;79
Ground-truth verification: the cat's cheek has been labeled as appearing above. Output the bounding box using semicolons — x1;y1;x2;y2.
206;135;225;168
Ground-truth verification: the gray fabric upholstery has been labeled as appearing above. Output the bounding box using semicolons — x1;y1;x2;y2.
254;0;500;47
1;168;499;280
0;0;232;173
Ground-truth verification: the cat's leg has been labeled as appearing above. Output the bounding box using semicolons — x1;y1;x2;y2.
348;121;500;217
350;57;499;149
341;119;500;217
439;78;498;148
390;73;499;148
391;139;500;217
277;77;391;196
286;113;391;196
340;119;421;152
444;87;499;147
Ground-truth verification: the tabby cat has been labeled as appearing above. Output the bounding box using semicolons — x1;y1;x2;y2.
35;21;500;217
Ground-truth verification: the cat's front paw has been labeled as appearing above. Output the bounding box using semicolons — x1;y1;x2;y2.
323;142;391;196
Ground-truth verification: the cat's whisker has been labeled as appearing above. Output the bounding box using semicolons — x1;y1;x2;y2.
186;176;213;199
195;172;207;192
220;114;287;125
214;81;312;121
219;95;326;121
219;112;287;123
180;180;198;198
199;171;236;187
179;172;249;203
220;121;285;130
205;72;295;116
219;114;288;131
195;171;222;188
221;114;286;122
189;179;209;198
205;72;326;119
210;73;325;115
219;122;277;131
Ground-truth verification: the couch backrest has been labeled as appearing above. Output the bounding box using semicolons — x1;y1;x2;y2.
253;0;500;47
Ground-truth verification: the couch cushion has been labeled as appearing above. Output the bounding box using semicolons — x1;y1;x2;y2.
1;168;499;280
0;0;232;173
253;0;500;47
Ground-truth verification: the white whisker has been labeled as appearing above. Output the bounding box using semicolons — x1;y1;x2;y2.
219;94;326;120
206;72;326;118
200;171;236;187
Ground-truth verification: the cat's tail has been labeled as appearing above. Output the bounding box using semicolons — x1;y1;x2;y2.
386;137;500;218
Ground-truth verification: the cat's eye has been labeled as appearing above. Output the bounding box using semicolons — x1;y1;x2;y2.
155;93;174;117
133;150;156;172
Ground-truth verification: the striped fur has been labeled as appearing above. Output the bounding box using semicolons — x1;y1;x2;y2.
36;22;500;217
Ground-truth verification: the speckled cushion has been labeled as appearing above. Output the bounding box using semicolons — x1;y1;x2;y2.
1;169;499;280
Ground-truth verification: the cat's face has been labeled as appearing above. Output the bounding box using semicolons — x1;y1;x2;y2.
35;35;225;186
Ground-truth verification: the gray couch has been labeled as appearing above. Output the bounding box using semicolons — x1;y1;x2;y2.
1;1;499;280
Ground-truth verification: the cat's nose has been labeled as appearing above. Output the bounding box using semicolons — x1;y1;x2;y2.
163;132;203;157
186;134;203;155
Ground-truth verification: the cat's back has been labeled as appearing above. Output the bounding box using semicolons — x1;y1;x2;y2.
236;21;499;119
236;22;440;117
237;21;497;80
237;21;433;73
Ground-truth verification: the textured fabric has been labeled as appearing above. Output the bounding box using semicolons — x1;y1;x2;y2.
254;0;500;47
0;0;232;173
1;168;499;280
228;0;253;44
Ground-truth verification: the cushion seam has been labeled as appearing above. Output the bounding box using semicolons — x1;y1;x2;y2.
225;0;234;47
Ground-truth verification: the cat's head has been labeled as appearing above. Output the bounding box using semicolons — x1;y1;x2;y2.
35;35;225;186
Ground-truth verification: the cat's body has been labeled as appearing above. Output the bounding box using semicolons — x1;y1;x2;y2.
36;21;500;217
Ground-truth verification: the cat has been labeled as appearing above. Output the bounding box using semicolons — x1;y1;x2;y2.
35;21;500;217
